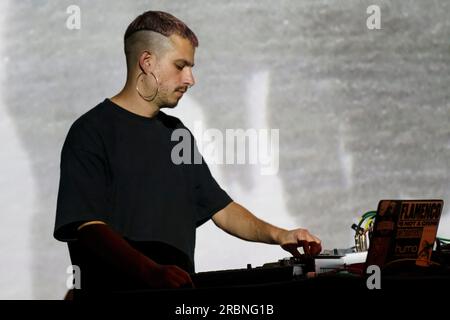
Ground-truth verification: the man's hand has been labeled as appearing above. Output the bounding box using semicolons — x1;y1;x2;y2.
145;264;194;289
212;202;323;257
278;228;322;257
77;222;194;290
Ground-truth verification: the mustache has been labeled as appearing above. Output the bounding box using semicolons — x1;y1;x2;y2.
175;87;188;93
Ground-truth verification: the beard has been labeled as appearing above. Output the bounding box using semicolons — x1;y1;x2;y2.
161;103;178;109
158;97;180;109
157;87;185;109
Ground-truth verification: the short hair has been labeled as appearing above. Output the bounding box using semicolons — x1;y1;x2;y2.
123;11;198;72
124;11;198;48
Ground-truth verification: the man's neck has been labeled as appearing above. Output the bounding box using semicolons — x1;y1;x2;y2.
110;85;160;119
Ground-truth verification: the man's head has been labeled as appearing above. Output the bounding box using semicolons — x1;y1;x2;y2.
124;11;198;108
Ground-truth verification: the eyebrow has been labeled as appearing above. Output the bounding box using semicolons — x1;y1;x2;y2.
175;59;195;68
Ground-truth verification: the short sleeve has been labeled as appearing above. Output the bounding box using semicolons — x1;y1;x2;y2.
54;120;110;241
193;151;233;227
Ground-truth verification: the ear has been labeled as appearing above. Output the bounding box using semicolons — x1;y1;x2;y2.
138;50;155;74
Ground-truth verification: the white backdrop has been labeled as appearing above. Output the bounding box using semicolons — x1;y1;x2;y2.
0;0;449;299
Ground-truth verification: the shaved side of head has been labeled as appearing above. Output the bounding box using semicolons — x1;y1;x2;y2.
122;11;198;78
124;30;173;75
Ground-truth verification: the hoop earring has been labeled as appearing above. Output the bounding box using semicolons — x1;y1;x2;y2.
136;72;159;102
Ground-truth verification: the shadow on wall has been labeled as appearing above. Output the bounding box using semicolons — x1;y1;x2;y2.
3;0;450;298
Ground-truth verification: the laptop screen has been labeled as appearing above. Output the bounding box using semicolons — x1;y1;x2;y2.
365;199;444;270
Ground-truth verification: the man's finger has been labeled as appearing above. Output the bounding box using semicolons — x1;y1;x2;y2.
305;233;322;256
290;246;302;257
282;244;301;257
309;241;322;256
300;240;311;256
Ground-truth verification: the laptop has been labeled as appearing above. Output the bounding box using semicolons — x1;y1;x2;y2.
365;199;444;271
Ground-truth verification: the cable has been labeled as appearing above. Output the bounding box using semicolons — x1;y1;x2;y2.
352;210;377;252
357;211;376;230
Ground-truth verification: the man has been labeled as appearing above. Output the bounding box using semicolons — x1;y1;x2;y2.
54;11;321;294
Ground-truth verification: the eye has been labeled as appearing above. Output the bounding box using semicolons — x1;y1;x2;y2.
175;64;184;70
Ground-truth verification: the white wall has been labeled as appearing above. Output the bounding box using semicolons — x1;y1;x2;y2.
0;0;449;299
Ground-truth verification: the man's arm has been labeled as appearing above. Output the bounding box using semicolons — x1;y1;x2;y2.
76;222;193;288
211;202;322;256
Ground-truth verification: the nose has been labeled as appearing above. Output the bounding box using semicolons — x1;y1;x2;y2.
183;68;195;88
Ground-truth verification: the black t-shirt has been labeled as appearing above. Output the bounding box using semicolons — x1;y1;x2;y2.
54;98;232;273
